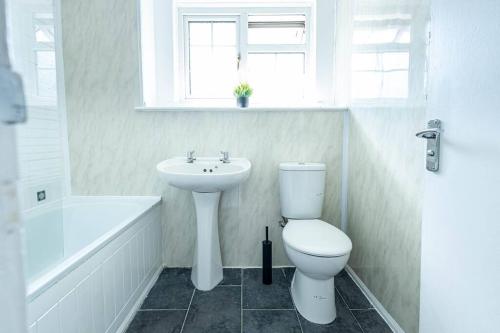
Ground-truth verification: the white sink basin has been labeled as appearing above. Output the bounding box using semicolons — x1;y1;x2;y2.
157;157;251;193
156;155;251;291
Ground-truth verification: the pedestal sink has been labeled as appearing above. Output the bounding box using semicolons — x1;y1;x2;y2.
157;156;251;290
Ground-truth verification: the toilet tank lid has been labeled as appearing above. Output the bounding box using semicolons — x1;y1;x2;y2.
279;162;326;171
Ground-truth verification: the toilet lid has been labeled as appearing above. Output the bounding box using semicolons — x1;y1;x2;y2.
283;219;352;257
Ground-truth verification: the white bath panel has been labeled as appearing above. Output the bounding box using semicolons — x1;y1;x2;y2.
37;304;60;333
76;276;93;333
89;267;105;333
26;197;162;333
59;289;78;333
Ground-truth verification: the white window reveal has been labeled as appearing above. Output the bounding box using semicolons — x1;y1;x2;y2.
139;1;336;108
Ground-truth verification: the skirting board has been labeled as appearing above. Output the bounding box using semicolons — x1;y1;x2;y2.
116;265;163;333
345;265;405;333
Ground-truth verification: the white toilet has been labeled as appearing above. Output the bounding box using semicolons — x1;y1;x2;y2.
280;162;352;324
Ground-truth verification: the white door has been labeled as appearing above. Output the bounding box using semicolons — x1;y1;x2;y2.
419;0;500;332
0;0;27;332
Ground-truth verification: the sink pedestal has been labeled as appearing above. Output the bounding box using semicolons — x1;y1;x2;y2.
191;191;223;290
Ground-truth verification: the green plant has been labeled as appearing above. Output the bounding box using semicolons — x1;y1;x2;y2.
233;82;253;98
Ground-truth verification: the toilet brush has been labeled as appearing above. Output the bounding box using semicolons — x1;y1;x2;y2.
262;226;272;284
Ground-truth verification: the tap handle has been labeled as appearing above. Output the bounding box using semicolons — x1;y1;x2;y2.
187;150;195;159
220;151;229;160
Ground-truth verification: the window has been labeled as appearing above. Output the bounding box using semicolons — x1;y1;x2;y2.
33;13;57;99
351;15;411;100
139;1;336;108
179;8;311;103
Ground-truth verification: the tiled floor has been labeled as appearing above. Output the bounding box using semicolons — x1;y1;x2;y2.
126;268;392;333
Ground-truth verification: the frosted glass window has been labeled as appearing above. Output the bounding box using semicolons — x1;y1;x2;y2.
247;53;305;101
187;21;238;98
248;15;306;45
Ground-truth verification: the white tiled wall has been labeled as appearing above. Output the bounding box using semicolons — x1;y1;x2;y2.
27;204;162;333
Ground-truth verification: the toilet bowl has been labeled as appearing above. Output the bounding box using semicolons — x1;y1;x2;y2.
279;162;353;324
283;219;352;324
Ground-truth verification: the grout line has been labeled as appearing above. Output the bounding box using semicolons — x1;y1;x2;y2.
139;308;188;311
294;308;304;333
337;287;365;333
180;289;195;333
243;308;297;311
288;286;304;333
240;268;243;333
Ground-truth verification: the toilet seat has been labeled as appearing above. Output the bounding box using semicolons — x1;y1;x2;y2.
283;219;352;257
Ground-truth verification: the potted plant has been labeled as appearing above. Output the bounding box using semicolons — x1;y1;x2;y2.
233;82;253;108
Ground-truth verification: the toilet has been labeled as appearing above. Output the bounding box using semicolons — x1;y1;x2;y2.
280;162;352;324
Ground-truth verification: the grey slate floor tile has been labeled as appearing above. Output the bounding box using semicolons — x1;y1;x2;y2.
243;268;294;309
128;268;392;333
352;309;392;333
243;310;302;333
282;266;296;283
182;286;241;333
298;291;363;333
126;310;186;333
141;268;194;309
220;268;242;286
335;270;373;310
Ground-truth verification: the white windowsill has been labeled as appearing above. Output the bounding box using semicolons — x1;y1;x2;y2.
135;104;348;112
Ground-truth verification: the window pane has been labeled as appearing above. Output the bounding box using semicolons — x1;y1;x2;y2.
248;15;306;45
189;22;212;46
247;53;305;101
188;21;237;98
213;22;236;45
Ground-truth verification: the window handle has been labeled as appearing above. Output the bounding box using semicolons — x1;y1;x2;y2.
237;53;241;70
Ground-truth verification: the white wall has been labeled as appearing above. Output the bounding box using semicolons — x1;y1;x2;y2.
345;0;429;332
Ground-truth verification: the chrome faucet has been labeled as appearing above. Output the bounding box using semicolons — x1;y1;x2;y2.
220;151;230;163
186;150;196;163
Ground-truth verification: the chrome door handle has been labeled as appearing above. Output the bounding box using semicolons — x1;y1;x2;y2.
416;119;441;172
416;129;440;139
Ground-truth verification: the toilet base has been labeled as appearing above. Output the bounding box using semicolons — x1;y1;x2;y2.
291;269;336;324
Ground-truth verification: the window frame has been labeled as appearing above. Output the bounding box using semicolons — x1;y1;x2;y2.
176;5;313;103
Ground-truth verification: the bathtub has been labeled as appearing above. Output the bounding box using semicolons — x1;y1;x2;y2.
24;196;162;333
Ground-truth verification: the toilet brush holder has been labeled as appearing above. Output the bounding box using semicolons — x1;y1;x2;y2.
262;226;272;284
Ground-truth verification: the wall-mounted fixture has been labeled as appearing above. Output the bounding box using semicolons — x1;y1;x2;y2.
416;119;442;172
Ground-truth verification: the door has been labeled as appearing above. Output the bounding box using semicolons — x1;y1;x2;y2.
419;0;500;332
0;0;28;332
